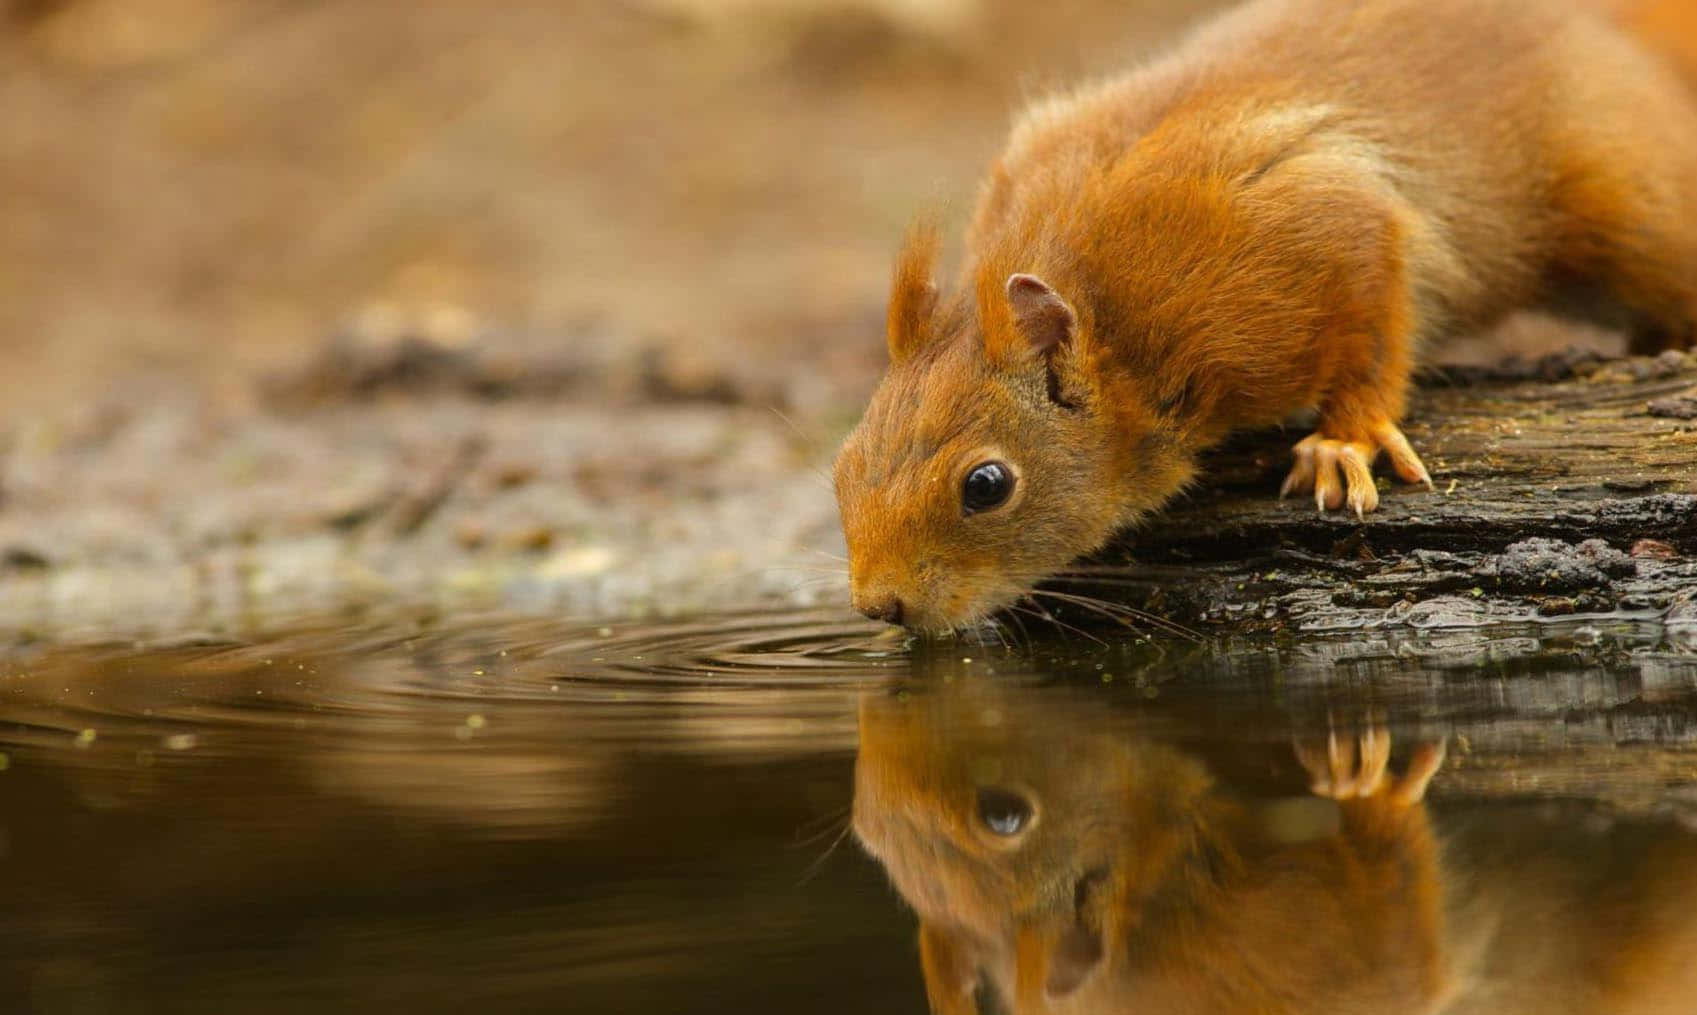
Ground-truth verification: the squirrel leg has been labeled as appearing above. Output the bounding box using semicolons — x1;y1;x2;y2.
1612;268;1697;356
1585;230;1697;356
1293;727;1451;1007
1279;239;1432;517
1546;145;1697;356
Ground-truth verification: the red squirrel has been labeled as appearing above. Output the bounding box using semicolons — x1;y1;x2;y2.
833;0;1697;633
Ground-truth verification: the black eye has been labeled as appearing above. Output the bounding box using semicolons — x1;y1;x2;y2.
962;461;1014;514
977;787;1032;837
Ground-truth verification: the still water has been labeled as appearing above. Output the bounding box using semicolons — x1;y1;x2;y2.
2;611;1695;1013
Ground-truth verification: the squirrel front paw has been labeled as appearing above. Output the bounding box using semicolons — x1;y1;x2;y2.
1280;419;1433;518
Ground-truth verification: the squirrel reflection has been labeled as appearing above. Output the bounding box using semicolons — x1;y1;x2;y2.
854;679;1447;1014
853;678;1697;1014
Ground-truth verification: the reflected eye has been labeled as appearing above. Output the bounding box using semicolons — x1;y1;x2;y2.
962;461;1014;514
977;787;1032;836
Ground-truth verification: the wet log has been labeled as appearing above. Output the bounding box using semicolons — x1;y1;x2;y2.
1062;347;1697;633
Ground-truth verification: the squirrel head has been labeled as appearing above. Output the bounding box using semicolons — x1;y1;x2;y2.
833;225;1195;633
852;677;1217;1006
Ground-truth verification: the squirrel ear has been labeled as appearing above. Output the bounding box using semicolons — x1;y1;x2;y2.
1004;273;1077;357
886;224;941;365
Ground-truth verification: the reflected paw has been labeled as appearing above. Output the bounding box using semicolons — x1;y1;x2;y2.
1295;727;1445;808
1279;420;1433;518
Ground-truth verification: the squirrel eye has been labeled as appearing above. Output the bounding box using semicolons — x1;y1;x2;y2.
977;787;1032;837
962;461;1014;514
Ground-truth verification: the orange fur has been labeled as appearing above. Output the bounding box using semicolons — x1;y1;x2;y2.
888;220;943;365
1610;0;1697;93
834;0;1697;632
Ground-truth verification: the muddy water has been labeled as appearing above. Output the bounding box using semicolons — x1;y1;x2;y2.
1;613;1695;1013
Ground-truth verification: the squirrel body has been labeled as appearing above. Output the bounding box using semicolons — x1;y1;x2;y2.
834;0;1697;632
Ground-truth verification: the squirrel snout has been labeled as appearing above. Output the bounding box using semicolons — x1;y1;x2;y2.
856;593;905;626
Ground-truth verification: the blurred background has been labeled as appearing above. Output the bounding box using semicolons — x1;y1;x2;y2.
0;0;1229;416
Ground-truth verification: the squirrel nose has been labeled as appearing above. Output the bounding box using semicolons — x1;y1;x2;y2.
857;595;904;626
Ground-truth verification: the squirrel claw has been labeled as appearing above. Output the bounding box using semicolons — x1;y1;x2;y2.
1371;421;1434;490
1279;463;1310;500
1390;740;1447;807
1282;421;1431;515
1296;725;1389;799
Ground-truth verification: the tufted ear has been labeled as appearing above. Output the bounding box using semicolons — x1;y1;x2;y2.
886;224;941;365
1005;273;1076;357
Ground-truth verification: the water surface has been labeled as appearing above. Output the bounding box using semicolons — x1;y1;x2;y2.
2;611;1695;1012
